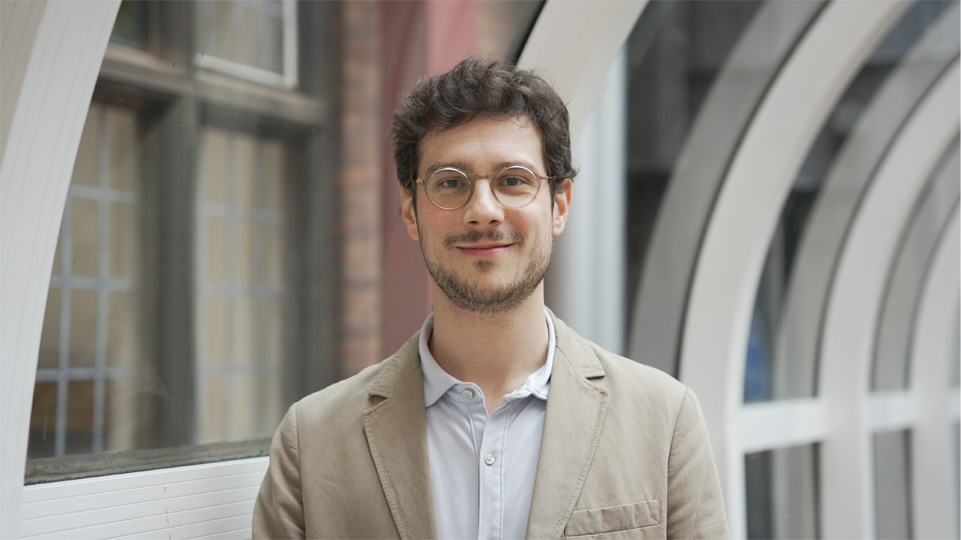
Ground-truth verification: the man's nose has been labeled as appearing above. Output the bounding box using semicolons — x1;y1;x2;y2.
462;179;504;226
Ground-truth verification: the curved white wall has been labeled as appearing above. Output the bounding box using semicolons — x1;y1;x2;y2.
1;2;120;537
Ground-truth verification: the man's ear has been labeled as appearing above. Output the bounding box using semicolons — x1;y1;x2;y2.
552;179;572;237
399;183;420;240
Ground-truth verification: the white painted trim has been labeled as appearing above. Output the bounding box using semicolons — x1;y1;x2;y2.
20;458;268;540
865;392;917;431
739;399;825;453
818;60;960;539
517;0;645;145
0;1;121;537
628;0;824;376
873;146;959;391
774;4;960;400
678;3;908;538
909;208;960;540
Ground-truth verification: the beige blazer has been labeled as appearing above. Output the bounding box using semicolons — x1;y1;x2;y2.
253;314;729;539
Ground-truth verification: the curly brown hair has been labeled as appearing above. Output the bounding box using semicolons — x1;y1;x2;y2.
391;56;576;202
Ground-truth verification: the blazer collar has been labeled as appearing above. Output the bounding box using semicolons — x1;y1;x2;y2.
363;333;438;539
363;312;610;540
526;311;610;539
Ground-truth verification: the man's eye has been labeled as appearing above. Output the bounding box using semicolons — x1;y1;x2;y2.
498;175;534;187
438;177;463;189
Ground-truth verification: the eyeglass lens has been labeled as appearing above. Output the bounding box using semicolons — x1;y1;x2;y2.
425;167;541;209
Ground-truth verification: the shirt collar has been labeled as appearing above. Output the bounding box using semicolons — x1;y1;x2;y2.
419;307;556;407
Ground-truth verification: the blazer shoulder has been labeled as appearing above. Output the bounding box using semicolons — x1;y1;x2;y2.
582;339;692;413
292;357;391;425
290;332;421;425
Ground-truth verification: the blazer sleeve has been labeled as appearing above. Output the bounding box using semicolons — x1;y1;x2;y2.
252;404;306;539
666;388;730;539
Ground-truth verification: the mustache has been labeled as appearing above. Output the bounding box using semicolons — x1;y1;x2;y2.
444;229;524;248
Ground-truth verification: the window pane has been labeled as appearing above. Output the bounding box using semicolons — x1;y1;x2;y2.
623;0;764;375
745;443;820;539
197;1;290;85
874;430;912;539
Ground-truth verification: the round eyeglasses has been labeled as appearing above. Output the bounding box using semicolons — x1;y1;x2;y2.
415;165;552;210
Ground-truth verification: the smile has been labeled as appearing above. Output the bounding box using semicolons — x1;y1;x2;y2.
457;243;512;256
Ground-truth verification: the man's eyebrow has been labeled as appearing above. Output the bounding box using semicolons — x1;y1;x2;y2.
422;160;473;177
422;159;543;177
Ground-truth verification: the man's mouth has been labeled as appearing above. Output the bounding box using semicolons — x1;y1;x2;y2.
457;243;512;256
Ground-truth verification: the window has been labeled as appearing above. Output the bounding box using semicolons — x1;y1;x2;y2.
27;0;545;483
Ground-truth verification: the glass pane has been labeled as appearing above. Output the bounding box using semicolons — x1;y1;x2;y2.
38;289;60;370
622;0;771;375
874;430;912;539
745;443;820;539
30;0;543;482
65;380;96;455
28;383;58;459
744;1;956;401
196;1;288;83
110;0;148;49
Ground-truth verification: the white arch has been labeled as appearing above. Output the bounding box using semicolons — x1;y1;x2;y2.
774;4;960;398
0;1;120;537
677;2;908;538
875;146;959;390
627;0;824;375
818;61;959;538
517;0;645;144
910;206;960;540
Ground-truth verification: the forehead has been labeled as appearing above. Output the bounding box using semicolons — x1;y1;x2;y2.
418;116;545;176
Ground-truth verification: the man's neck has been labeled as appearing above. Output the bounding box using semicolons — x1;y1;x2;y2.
428;285;550;413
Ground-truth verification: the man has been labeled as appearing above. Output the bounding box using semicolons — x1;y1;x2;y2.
253;57;728;539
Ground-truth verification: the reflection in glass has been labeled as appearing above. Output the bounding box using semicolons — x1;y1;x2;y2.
874;430;913;539
32;103;141;458
625;0;763;371
745;0;957;401
195;129;288;444
745;443;820;539
196;0;293;87
29;0;544;481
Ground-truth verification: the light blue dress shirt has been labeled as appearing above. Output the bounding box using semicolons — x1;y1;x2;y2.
419;309;556;540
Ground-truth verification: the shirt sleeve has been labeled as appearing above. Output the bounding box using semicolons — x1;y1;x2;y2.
666;388;730;539
252;403;306;539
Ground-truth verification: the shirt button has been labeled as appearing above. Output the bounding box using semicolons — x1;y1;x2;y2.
462;389;474;400
484;453;495;466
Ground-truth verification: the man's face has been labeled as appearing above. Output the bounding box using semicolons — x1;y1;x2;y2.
400;116;571;314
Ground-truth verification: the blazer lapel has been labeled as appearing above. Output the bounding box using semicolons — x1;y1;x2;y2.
363;335;438;540
526;316;609;540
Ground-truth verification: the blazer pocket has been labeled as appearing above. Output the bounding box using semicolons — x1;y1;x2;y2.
564;500;661;537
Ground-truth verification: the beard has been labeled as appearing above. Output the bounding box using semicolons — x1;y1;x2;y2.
419;227;552;315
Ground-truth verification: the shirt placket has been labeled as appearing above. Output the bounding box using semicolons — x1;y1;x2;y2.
477;402;511;540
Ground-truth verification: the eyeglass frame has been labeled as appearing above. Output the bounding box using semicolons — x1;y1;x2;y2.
414;164;554;210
